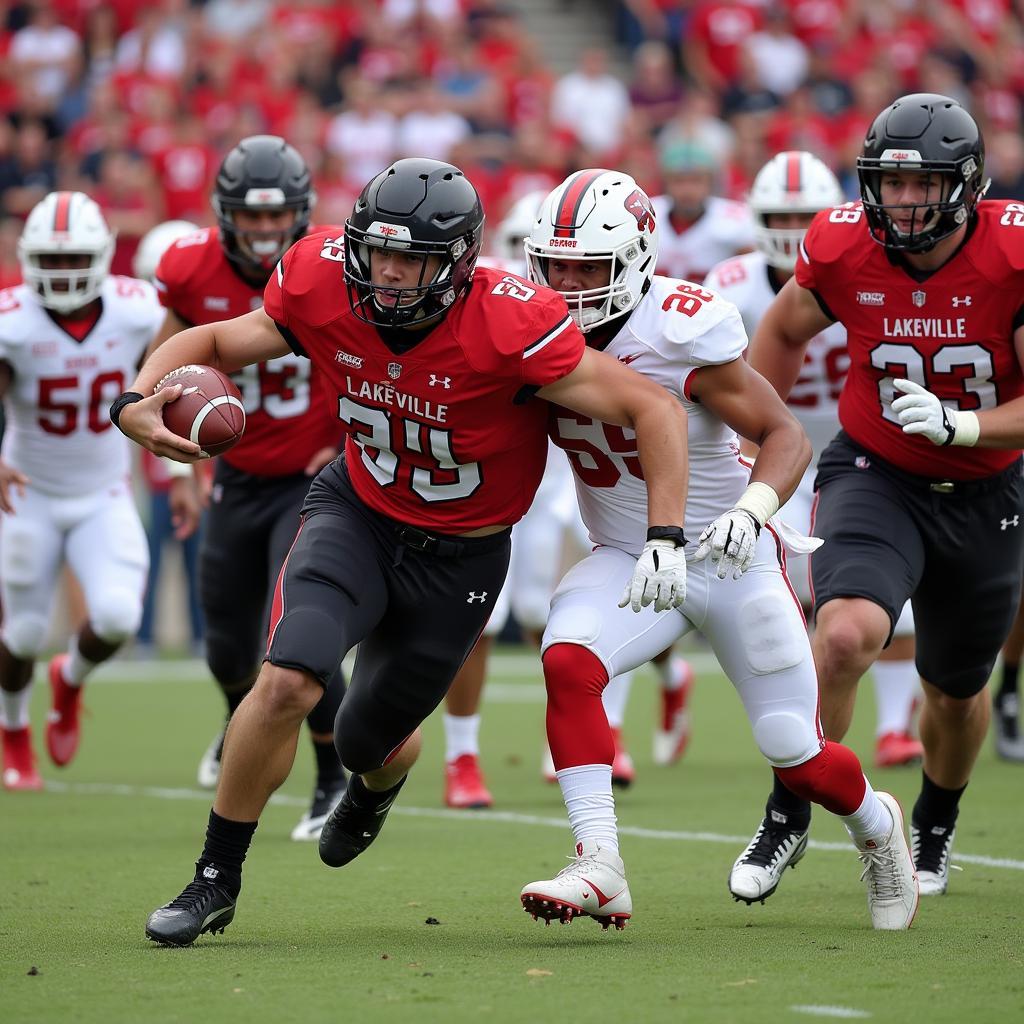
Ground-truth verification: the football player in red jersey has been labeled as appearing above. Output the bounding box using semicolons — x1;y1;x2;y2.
733;94;1024;903
148;136;348;842
112;157;690;947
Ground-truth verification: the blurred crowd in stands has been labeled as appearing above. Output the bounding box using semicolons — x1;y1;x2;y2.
1;0;1023;290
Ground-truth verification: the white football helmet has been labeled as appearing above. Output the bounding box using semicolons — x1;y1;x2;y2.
133;219;199;282
748;151;843;270
18;191;115;313
526;169;658;333
493;190;546;267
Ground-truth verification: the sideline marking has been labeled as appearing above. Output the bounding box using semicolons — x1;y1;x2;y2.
40;780;1024;872
790;1007;872;1020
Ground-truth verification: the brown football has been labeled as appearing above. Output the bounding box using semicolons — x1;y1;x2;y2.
155;364;245;457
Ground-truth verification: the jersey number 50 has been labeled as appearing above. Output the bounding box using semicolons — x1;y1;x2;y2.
38;371;125;435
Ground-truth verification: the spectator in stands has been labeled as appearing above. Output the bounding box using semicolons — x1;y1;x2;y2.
325;74;398;187
9;0;82;112
628;40;685;136
551;47;631;157
0;119;58;218
745;6;808;98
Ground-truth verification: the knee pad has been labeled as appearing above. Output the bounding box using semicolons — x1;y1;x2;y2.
90;589;143;644
541;604;604;654
267;605;347;687
541;642;608;701
752;711;821;767
2;613;49;659
737;592;805;675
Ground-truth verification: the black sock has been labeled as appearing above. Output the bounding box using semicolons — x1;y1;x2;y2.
224;685;251;716
198;809;257;893
912;771;966;829
313;737;346;788
997;662;1019;703
347;772;405;810
768;774;812;831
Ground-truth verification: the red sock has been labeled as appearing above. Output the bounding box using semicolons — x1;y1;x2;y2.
773;740;867;816
542;643;612;770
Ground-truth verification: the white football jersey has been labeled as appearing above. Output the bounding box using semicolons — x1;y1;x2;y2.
651;195;755;283
0;277;163;496
704;251;848;459
550;276;749;557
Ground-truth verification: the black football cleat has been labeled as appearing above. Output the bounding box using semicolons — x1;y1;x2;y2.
318;778;404;868
145;866;237;947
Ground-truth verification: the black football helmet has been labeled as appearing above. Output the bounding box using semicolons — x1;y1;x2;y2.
212;135;315;277
856;93;986;253
344;158;483;327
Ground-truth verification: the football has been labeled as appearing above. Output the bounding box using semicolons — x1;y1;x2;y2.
155;364;245;457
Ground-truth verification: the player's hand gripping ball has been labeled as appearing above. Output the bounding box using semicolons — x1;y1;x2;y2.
155;364;245;457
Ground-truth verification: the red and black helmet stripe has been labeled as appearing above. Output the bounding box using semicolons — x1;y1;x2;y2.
52;191;73;233
552;169;607;238
784;152;802;194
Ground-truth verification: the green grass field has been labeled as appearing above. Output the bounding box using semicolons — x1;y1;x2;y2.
3;646;1023;1024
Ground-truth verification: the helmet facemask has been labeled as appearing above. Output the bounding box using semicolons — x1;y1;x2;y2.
344;221;479;329
22;251;112;314
213;188;312;277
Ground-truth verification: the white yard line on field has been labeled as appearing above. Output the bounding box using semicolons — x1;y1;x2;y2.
790;1007;872;1020
40;779;1024;873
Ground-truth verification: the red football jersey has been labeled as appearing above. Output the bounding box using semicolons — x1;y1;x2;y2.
795;200;1024;479
154;226;342;477
263;230;585;533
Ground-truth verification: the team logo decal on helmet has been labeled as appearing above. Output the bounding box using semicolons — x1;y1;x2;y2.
526;169;658;333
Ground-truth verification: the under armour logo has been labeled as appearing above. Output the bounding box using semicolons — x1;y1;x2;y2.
429;374;451;388
951;295;972;307
466;591;488;603
1001;516;1019;530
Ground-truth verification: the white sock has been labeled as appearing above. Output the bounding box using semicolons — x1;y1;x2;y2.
657;654;688;691
872;660;919;736
0;683;32;730
443;713;480;761
64;635;99;688
842;781;893;846
601;670;633;729
557;763;619;854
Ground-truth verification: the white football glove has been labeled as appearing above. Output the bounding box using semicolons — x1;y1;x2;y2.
890;378;980;447
619;539;687;613
693;509;760;580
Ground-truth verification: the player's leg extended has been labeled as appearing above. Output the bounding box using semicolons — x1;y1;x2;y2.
320;522;511;868
145;474;390;947
0;487;62;790
762;451;924;855
908;474;1024;894
708;549;917;929
195;469;271;787
263;483;348;841
54;482;148;767
521;546;687;929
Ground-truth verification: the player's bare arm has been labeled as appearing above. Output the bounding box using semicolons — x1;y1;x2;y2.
142;307;191;362
748;276;833;402
692;356;812;505
117;307;290;460
0;358;29;511
892;322;1024;449
537;346;688;531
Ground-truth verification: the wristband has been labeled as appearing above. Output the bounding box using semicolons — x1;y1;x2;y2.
162;457;194;479
946;408;980;447
734;481;780;528
646;525;687;547
110;391;144;430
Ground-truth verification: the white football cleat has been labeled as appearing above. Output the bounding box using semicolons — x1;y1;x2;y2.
196;726;226;790
729;816;808;904
653;657;694;766
857;791;919;930
291;777;347;842
911;821;959;895
521;840;632;930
